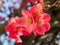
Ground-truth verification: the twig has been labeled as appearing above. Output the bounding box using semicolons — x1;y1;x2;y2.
45;0;59;10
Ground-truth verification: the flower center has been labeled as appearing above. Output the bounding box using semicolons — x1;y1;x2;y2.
37;19;44;26
26;18;33;24
14;28;18;32
35;10;40;16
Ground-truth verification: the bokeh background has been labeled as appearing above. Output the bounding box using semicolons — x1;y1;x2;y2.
0;0;60;45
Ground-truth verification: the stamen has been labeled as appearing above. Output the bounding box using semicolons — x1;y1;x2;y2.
26;18;33;24
37;19;44;26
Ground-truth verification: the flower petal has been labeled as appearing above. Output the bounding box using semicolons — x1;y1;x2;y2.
22;10;33;17
36;26;45;35
19;17;26;26
22;30;31;36
29;3;43;17
44;23;50;32
41;13;51;22
9;34;22;43
33;26;45;36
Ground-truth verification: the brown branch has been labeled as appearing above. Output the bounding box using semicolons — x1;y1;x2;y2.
45;0;59;10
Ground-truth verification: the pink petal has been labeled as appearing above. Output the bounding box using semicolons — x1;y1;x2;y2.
22;30;31;36
22;10;33;17
44;23;50;32
8;17;16;24
41;13;51;22
33;26;45;36
15;17;20;23
33;29;39;36
29;3;43;17
9;34;22;43
36;26;45;35
26;24;34;33
16;35;22;43
19;17;26;26
5;23;15;32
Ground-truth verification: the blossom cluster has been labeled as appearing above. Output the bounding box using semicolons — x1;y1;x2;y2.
0;0;22;24
5;1;51;43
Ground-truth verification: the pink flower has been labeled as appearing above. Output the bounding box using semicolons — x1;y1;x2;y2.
19;10;36;34
33;13;51;36
21;10;51;36
5;17;22;43
5;0;51;43
29;3;43;17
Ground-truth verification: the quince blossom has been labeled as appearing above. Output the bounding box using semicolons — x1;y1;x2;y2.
5;17;22;43
5;2;51;43
29;3;43;17
20;10;51;36
19;10;35;33
33;13;51;36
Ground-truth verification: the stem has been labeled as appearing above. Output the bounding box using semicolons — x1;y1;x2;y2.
45;0;59;10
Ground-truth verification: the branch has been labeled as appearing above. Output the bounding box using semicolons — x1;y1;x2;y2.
45;0;59;10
